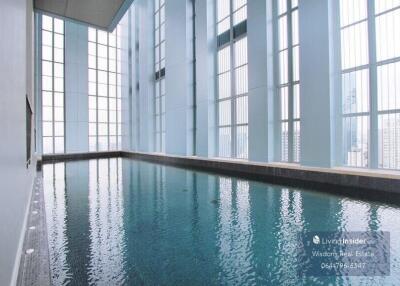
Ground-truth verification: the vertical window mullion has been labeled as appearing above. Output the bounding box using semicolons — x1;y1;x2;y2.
52;17;55;153
107;33;110;151
287;0;294;162
96;31;99;151
230;0;236;158
368;0;378;168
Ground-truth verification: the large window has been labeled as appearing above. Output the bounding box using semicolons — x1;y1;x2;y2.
88;27;122;151
154;0;166;153
41;15;65;154
276;0;300;163
217;0;248;159
340;0;400;169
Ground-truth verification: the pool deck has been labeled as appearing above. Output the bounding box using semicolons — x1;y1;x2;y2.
40;150;400;203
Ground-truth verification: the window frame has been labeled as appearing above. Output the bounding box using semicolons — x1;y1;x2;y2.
154;0;166;153
88;26;123;152
274;0;300;163
216;0;249;159
41;15;65;155
338;0;400;170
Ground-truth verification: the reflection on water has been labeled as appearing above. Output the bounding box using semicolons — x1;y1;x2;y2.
43;158;400;285
87;159;126;285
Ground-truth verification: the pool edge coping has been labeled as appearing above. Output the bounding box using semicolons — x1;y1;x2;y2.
39;151;400;203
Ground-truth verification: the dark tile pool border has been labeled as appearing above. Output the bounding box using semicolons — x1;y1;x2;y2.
122;152;400;205
40;151;400;205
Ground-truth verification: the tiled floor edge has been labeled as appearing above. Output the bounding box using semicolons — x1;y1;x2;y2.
16;172;51;286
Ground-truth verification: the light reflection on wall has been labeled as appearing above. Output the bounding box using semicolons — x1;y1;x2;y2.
87;158;126;285
43;163;72;284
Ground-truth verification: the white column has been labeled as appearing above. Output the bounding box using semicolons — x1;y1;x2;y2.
299;0;333;167
247;0;270;162
65;21;89;152
165;0;190;155
195;0;217;157
137;0;155;153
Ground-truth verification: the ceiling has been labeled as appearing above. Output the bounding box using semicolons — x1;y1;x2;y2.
34;0;134;31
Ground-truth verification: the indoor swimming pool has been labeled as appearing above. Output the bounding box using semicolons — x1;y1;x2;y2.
42;158;400;285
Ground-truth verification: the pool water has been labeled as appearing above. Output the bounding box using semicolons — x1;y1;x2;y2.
43;158;400;285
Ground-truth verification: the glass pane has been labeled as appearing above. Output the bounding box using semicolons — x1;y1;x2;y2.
54;77;64;92
233;6;247;25
279;50;288;84
343;115;369;167
280;87;289;121
89;123;97;136
42;45;53;61
54;33;63;49
341;21;369;70
281;122;289;161
278;15;288;51
54;122;64;136
42;61;52;77
42;75;52;91
54;137;64;153
54;48;64;63
236;125;248;159
376;9;400;61
342;69;369;114
292;46;300;82
218;0;230;22
218;46;231;74
378;113;400;169
97;30;108;45
42;91;52;106
235;65;248;95
219;100;231;126
292;10;299;46
293;84;300;119
293;121;301;162
54;63;63;78
218;72;231;99
219;127;231;157
375;0;400;14
42;15;53;31
54;18;64;34
89;109;97;122
54;92;64;107
42;30;52;46
278;0;287;15
377;61;400;111
42;122;53;136
236;96;248;124
339;0;368;27
234;38;247;67
43;137;53;154
54;107;64;121
89;136;97;151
